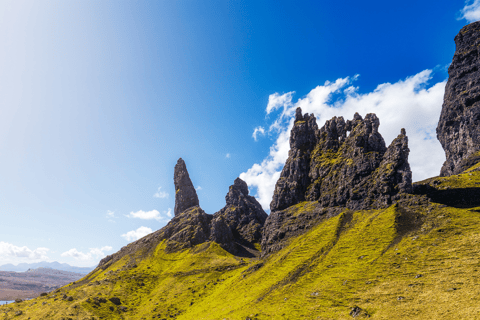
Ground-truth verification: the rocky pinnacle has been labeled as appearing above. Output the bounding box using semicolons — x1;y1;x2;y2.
437;21;480;176
270;108;412;212
213;177;267;246
173;158;199;216
270;108;318;211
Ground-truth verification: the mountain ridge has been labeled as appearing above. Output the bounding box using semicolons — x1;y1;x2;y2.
0;262;94;274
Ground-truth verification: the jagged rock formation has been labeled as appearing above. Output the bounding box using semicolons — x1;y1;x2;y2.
270;109;318;211
174;158;199;216
99;163;266;268
270;108;412;212
373;129;412;196
263;109;412;255
437;21;480;176
213;178;267;247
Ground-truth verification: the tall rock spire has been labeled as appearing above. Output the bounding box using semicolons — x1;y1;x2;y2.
270;108;318;211
173;158;199;216
437;21;480;176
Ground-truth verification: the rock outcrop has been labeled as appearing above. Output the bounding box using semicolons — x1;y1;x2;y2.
437;21;480;176
261;202;343;257
270;108;412;212
270;109;318;211
174;158;199;216
373;129;413;201
263;108;413;255
98;162;267;268
213;178;268;247
162;206;213;253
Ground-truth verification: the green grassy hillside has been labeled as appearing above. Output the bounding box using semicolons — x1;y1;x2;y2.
3;170;480;319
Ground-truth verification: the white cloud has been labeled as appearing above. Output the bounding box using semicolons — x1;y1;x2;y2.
241;70;446;211
60;246;112;261
89;246;113;257
153;187;169;199
226;153;231;158
266;92;294;114
252;126;266;141
61;248;90;261
196;186;202;191
121;226;153;242
127;209;161;220
459;0;480;22
126;208;172;222
0;242;50;262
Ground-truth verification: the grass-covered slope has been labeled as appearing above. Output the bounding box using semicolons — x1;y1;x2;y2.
4;170;480;319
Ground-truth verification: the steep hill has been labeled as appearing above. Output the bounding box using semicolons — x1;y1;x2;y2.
3;179;480;319
3;22;480;320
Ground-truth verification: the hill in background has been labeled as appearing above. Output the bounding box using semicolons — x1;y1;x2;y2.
0;268;86;301
0;262;94;275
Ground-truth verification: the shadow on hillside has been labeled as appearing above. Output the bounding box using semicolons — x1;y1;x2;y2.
413;185;480;208
232;243;260;258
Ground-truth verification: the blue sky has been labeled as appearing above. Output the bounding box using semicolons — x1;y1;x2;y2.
0;0;476;267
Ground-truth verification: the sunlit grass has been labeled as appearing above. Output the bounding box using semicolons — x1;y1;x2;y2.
4;171;480;319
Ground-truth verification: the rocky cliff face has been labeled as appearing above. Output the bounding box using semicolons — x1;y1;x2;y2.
213;178;267;247
174;158;200;216
270;108;412;212
437;21;480;176
263;109;413;255
270;109;318;211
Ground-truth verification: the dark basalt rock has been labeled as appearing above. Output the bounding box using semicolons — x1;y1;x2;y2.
210;215;236;252
261;202;343;257
98;166;266;269
270;108;318;211
162;206;212;253
262;109;413;256
174;158;199;216
270;108;412;213
98;206;213;269
213;178;268;246
437;21;480;176
306;112;389;210
372;128;413;205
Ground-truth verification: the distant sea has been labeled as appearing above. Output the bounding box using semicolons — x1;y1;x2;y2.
0;300;14;305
